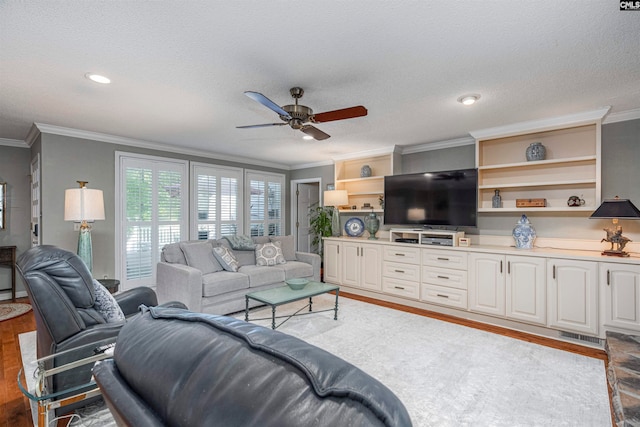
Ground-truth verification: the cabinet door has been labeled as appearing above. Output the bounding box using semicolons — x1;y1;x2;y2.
547;259;598;335
601;263;640;332
323;240;341;285
506;255;546;325
360;243;382;291
341;241;361;287
469;253;505;316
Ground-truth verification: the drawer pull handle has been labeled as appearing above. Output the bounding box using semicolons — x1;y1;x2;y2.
395;269;405;273
394;286;405;290
436;294;449;298
395;253;405;256
607;270;610;286
437;275;449;280
437;257;449;261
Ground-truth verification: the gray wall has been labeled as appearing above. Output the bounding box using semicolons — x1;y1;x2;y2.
290;164;335;189
0;145;32;295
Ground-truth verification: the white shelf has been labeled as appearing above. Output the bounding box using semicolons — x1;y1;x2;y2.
478;155;596;170
336;176;384;184
478;207;596;213
339;209;383;213
478;179;597;190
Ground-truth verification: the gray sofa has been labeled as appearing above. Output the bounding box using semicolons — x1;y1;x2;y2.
156;235;321;315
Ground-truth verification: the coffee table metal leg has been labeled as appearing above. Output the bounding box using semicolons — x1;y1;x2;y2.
271;305;276;329
245;296;249;321
309;297;313;312
334;289;339;320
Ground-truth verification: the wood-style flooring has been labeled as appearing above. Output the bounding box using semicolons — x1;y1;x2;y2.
0;294;610;427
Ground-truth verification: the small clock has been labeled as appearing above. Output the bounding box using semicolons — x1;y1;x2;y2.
344;217;365;237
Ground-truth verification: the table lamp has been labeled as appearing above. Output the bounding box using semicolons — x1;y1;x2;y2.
64;181;105;272
590;196;640;257
323;190;348;237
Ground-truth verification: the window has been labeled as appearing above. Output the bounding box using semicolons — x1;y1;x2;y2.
116;153;188;290
191;163;243;240
246;170;284;237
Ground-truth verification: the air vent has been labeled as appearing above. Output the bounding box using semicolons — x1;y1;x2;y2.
560;331;602;345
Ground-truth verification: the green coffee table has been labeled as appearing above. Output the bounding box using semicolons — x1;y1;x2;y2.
245;281;339;329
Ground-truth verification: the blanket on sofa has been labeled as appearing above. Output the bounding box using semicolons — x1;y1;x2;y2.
223;235;256;250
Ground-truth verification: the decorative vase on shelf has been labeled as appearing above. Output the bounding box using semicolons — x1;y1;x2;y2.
360;164;372;177
364;211;380;240
512;214;536;249
526;142;546;161
492;189;502;208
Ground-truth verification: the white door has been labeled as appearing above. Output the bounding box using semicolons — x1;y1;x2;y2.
30;154;40;246
341;241;361;287
602;263;640;332
296;182;318;253
469;253;505;316
506;255;546;325
361;243;382;291
323;240;341;284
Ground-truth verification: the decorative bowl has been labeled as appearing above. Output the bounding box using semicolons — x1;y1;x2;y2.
286;278;309;290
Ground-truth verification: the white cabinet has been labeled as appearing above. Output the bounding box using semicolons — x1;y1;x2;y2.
601;263;640;333
421;249;469;309
469;253;505;316
505;255;546;325
342;241;382;291
323;240;342;285
547;259;598;336
382;245;420;299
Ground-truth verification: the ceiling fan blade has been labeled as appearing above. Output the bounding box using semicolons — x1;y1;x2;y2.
312;106;367;123
244;91;291;119
301;125;330;141
236;123;287;129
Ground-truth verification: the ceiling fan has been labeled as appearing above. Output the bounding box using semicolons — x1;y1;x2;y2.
237;87;367;140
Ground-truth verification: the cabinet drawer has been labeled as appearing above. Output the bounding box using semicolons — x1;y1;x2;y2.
383;261;420;282
422;266;468;290
421;284;468;309
422;250;468;270
383;277;420;299
383;246;421;264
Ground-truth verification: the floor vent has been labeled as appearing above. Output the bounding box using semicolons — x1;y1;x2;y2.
560;331;602;345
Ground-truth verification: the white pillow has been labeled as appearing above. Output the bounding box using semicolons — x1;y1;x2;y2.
93;280;125;323
255;241;286;266
212;246;240;272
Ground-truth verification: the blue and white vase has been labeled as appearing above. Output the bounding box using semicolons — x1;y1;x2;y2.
526;142;546;161
512;214;536;249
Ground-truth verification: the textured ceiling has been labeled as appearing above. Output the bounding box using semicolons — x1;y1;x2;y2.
1;1;639;168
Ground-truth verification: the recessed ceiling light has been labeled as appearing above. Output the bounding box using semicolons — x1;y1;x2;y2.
85;73;111;84
457;94;480;106
302;135;314;140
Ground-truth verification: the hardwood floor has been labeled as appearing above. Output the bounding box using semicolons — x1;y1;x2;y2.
0;297;36;427
0;294;611;427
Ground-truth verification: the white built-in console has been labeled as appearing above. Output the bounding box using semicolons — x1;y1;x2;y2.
390;228;465;247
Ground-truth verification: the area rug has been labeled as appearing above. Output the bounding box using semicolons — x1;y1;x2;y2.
0;302;31;321
20;296;612;426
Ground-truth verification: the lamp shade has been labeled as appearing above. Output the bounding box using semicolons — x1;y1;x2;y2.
590;197;640;219
323;190;348;207
64;188;105;221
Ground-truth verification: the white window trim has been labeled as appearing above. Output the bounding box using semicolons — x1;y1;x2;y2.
245;169;286;236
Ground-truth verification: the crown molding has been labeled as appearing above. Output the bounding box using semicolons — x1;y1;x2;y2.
399;136;475;154
289;159;335;170
0;137;28;148
469;107;611;140
331;145;399;162
602;107;640;124
32;123;291;170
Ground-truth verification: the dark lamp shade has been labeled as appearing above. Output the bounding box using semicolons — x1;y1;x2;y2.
590;198;640;219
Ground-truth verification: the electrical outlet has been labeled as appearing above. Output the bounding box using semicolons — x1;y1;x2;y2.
73;223;80;231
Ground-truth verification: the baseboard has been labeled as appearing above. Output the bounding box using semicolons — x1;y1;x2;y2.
0;290;28;301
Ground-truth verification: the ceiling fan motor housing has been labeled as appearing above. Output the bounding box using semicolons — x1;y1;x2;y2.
281;104;313;127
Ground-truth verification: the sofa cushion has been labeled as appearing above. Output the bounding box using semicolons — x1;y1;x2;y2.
161;242;187;265
273;261;314;280
202;271;249;297
239;265;286;287
212;246;240;272
180;242;223;274
255;241;286;266
269;235;297;261
252;236;270;244
234;250;257;267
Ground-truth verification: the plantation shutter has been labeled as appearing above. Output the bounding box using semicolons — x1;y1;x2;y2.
246;170;284;237
191;163;243;239
117;153;188;290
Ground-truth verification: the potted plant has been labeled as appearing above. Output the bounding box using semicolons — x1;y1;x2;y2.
308;204;333;260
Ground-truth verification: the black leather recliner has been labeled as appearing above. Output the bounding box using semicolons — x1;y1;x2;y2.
16;245;186;411
93;305;413;426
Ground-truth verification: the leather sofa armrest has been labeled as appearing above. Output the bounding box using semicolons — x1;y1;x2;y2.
156;262;203;312
295;251;321;282
115;287;158;316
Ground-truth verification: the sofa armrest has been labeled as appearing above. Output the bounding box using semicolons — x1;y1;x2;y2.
295;251;321;282
156;262;203;312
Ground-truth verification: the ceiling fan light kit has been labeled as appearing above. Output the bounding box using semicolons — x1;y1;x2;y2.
458;94;480;106
237;87;367;141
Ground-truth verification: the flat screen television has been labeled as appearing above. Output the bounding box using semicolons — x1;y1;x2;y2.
383;168;478;228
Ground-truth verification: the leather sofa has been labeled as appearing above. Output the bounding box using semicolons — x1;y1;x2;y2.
93;305;413;426
156;235;321;315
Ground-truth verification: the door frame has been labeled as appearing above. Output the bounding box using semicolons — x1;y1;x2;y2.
290;178;322;251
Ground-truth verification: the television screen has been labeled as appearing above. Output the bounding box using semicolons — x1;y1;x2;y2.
383;168;478;227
